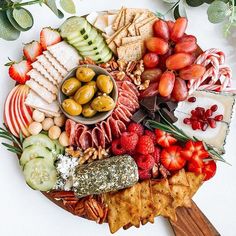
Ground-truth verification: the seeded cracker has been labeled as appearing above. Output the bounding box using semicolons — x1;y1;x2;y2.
114;23;131;47
117;9;125;29
124;8;148;25
121;36;142;45
138;18;157;40
117;41;143;61
112;7;124;30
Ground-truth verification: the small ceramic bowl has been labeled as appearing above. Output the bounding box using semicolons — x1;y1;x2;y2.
58;64;118;125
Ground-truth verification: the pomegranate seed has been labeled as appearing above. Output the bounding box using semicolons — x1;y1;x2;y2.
191;110;197;116
183;118;191;125
211;104;218;112
205;109;213;118
201;122;208;131
208;118;216;128
214;114;223;121
188;96;196;103
192;121;201;130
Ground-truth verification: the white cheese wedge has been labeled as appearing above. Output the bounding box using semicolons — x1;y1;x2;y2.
86;11;99;25
25;90;60;117
107;14;117;26
47;41;81;72
43;51;68;77
174;90;236;153
27;69;58;94
104;25;115;36
26;80;56;104
94;15;108;32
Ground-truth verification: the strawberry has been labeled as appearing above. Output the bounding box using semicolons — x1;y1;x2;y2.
40;27;61;50
136;135;155;155
152;147;161;164
144;130;157;144
23;41;43;62
160;145;186;171
138;168;151;180
7;60;32;84
134;154;155;170
127;122;144;136
120;132;139;152
111;139;126;156
155;129;177;148
181;140;209;167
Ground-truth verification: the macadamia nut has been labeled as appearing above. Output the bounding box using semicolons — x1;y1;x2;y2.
32;110;45;123
48;126;61;140
54;114;66;127
59;131;70;147
28;122;42;135
42;118;54;131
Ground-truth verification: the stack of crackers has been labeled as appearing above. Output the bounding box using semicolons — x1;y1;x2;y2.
106;7;158;61
103;169;204;234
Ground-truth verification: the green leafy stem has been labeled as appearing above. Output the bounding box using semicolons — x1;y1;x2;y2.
0;0;43;11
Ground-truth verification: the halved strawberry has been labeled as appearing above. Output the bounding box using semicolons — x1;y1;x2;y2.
40;27;61;50
160;145;186;171
155;129;177;148
23;41;43;62
7;60;32;84
181;140;209;167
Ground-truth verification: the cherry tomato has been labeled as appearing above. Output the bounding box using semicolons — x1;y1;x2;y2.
166;20;174;34
139;82;159;98
153;19;170;41
175;41;198;53
171;77;188;101
179;64;206;80
143;53;159;68
171;17;188;42
141;68;162;83
145;37;169;55
158;71;175;97
166;53;194;70
178;34;197;43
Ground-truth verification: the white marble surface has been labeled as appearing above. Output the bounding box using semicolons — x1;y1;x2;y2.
0;1;236;236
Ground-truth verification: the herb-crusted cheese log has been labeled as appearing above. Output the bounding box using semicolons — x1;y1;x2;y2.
72;155;138;198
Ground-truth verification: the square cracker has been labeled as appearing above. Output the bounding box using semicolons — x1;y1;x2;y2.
117;41;143;61
117;9;126;29
138;18;157;40
135;16;156;35
114;23;131;47
121;36;142;45
124;8;148;25
151;179;177;222
106;25;127;45
112;7;124;30
128;12;149;36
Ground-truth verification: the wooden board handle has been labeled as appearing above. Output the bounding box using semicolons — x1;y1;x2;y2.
169;200;221;236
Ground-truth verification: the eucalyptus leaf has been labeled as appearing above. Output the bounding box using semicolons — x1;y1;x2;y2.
186;0;204;7
58;9;65;18
12;8;33;29
207;1;229;23
44;0;60;17
203;0;215;3
0;11;20;41
60;0;76;14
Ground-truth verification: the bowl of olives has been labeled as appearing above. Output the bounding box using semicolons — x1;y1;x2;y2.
58;65;118;125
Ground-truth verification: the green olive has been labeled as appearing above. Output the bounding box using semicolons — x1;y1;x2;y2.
91;95;115;112
62;99;82;116
74;85;95;105
86;81;98;93
76;67;96;82
96;75;113;94
82;103;97;118
62;77;81;96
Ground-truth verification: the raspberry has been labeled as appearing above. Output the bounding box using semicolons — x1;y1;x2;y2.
111;139;126;155
152;147;161;164
136;135;155;154
127;122;144;136
138;169;151;180
135;154;155;170
144;130;157;144
120;132;139;151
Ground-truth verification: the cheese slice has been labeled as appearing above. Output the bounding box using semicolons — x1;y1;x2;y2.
104;25;115;36
94;15;108;32
26;80;56;104
86;11;99;25
107;14;117;26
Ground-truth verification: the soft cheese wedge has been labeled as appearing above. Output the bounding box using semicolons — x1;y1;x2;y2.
174;90;235;153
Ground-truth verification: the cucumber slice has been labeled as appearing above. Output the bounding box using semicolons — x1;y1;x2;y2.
60;16;87;39
23;158;57;191
78;37;104;52
73;29;100;47
80;43;106;57
23;134;55;150
20;145;54;167
87;47;110;62
68;23;92;43
53;140;65;156
102;51;113;63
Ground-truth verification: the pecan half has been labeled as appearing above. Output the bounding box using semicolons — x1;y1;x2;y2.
74;199;86;216
84;198;104;222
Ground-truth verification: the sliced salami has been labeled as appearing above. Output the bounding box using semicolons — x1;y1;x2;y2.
122;81;140;97
108;117;120;139
119;91;139;108
112;107;130;124
118;104;133;118
78;130;93;150
91;126;106;148
65;119;77;145
116;120;127;135
118;97;137;112
98;121;112;143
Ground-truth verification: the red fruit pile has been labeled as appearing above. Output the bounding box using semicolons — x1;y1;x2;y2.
183;97;224;131
141;17;206;101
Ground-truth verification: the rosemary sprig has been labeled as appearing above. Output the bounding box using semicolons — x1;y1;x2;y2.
0;124;24;155
147;112;228;164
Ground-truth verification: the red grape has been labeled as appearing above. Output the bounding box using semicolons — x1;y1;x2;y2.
175;41;198;53
145;37;169;55
141;68;162;83
139;82;159;98
166;20;174;34
159;71;176;97
171;77;188;101
153;19;170;41
166;53;194;70
178;35;197;43
179;64;206;80
143;52;159;68
171;17;188;42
